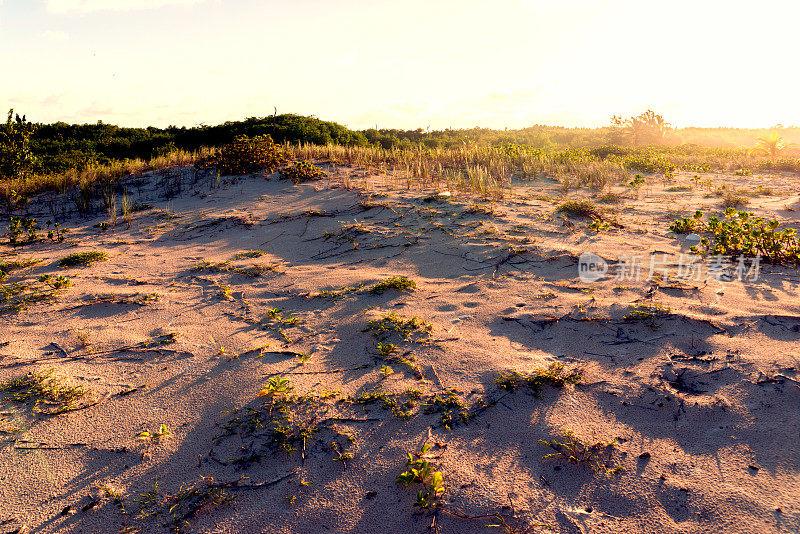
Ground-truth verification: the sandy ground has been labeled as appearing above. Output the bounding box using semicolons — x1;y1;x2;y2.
1;166;799;534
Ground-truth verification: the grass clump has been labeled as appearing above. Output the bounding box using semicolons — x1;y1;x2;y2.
597;192;622;203
192;259;277;278
625;302;672;321
370;275;417;294
58;250;108;268
496;362;581;396
233;249;266;259
539;430;622;473
1;369;92;414
556;200;603;219
721;193;749;209
363;313;431;341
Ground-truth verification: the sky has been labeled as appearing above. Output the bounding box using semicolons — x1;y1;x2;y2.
1;0;799;130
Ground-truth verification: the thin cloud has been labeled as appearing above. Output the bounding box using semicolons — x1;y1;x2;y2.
45;0;204;14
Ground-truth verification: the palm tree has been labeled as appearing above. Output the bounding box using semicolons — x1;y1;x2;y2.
754;131;786;157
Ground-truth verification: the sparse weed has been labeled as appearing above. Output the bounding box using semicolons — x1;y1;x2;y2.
496;363;581;396
538;430;622;473
625;302;672;322
1;369;92;414
422;390;471;429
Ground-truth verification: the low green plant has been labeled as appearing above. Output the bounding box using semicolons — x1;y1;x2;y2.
538;430;622;473
588;219;610;232
0;257;40;280
45;221;67;242
396;443;445;509
376;342;397;357
137;423;171;440
370;275;417;294
258;376;293;397
628;174;645;188
363;313;431;341
58;250;108;268
1;274;71;312
670;208;800;262
496;363;581;396
597;192;622;203
233;249;266;259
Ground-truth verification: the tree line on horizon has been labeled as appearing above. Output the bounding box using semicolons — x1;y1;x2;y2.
5;110;800;176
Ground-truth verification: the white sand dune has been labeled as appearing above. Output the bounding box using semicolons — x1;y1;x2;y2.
1;167;799;533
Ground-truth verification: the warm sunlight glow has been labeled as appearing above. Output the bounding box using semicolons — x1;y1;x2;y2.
2;0;799;128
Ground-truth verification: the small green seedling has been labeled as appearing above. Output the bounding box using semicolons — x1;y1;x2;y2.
137;423;171;440
258;376;293;397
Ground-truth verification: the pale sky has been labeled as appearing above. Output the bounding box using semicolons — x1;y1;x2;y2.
1;0;799;130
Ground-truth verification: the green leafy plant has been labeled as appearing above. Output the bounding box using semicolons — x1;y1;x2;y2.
137;423;171;440
670;208;800;263
628;174;645;188
6;216;38;244
588;219;610;232
258;375;293;397
376;342;397;357
396;443;445;508
1;110;37;213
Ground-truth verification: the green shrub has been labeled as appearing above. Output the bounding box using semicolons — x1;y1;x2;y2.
216;135;287;175
279;160;326;183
